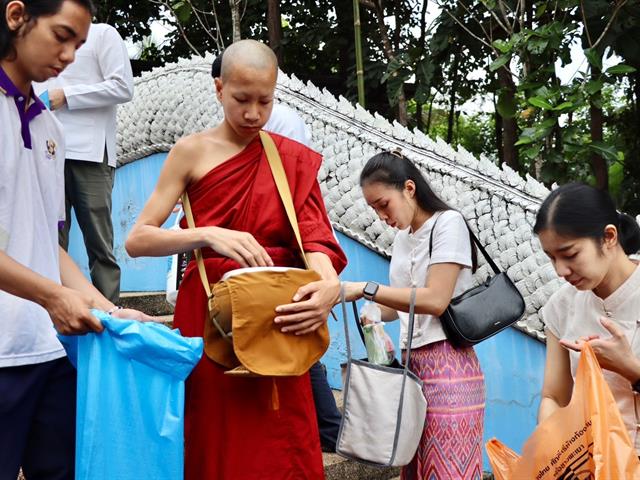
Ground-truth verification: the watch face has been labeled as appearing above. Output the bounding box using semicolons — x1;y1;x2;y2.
364;282;378;297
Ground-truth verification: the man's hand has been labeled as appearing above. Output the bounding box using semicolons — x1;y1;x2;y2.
559;317;640;381
204;226;273;267
274;279;340;335
42;286;103;335
48;89;67;110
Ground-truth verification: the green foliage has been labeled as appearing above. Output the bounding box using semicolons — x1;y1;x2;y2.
114;0;640;212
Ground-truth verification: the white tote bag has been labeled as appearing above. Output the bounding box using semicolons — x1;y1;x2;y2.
336;287;427;467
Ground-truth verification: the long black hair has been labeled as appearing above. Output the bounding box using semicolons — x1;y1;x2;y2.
1;0;95;60
534;182;640;255
361;151;478;271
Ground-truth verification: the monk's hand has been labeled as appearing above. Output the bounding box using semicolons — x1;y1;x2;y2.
111;308;158;323
43;286;104;335
559;317;639;378
205;227;273;267
274;278;340;335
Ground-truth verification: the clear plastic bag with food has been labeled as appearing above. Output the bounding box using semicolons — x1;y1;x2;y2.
359;302;395;365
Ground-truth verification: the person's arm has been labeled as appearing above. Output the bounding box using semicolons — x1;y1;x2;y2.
59;247;112;310
559;317;640;384
51;26;134;111
58;248;156;323
379;305;399;322
538;330;574;422
343;262;463;317
274;251;339;335
125;137;272;267
0;250;103;334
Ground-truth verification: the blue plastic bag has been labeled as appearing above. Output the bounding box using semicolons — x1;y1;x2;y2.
59;310;203;480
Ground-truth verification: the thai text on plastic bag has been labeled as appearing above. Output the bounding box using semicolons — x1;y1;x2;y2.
59;311;203;480
486;343;640;479
360;301;395;365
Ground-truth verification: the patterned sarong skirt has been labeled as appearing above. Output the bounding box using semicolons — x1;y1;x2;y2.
401;340;485;480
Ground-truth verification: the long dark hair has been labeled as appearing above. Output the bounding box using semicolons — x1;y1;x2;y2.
1;0;95;60
360;151;478;271
534;182;640;254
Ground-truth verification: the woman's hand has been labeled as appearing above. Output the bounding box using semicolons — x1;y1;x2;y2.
203;226;273;267
343;281;366;302
274;279;341;335
559;317;640;381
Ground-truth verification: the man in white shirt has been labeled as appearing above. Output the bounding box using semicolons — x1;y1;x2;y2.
37;23;134;303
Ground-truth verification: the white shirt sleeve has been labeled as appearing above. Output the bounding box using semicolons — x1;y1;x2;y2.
429;210;473;268
264;104;311;147
541;287;569;339
64;26;134;110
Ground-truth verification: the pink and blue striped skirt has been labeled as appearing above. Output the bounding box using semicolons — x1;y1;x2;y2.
401;340;485;480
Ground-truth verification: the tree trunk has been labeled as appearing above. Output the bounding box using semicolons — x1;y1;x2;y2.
497;67;519;171
229;0;241;42
369;0;408;125
335;2;353;81
416;102;423;131
590;101;607;190
426;99;434;134
495;110;504;166
446;57;459;144
446;90;456;144
397;92;408;126
267;0;283;65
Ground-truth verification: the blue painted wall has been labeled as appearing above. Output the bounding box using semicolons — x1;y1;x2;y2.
68;153;179;292
68;153;546;471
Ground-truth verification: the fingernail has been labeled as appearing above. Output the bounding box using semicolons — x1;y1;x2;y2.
281;328;288;333
274;317;281;323
292;295;300;301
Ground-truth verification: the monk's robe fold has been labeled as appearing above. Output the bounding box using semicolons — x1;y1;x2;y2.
174;133;347;480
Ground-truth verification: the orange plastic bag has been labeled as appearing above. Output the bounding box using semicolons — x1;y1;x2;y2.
486;343;640;479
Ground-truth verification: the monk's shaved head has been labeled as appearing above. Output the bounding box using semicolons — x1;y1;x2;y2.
220;40;278;81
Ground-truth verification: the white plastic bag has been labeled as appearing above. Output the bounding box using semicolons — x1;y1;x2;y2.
360;302;395;365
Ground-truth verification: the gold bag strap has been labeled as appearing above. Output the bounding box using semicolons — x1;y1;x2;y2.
182;192;213;299
181;131;310;298
258;130;310;270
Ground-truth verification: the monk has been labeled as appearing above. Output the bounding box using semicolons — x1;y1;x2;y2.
125;39;346;479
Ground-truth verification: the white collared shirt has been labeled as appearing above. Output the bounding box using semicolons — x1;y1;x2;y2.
264;104;311;147
0;92;67;367
543;265;640;453
35;23;133;166
389;210;473;350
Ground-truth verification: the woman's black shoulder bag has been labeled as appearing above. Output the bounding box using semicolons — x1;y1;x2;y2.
429;215;526;347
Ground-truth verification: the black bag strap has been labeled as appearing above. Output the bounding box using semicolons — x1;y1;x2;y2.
428;212;501;275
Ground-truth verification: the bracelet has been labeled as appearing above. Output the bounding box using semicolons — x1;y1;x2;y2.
107;306;122;315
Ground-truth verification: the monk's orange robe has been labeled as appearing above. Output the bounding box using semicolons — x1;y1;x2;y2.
174;133;347;480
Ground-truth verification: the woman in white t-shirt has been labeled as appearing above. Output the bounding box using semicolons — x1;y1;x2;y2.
535;182;640;453
344;151;485;479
